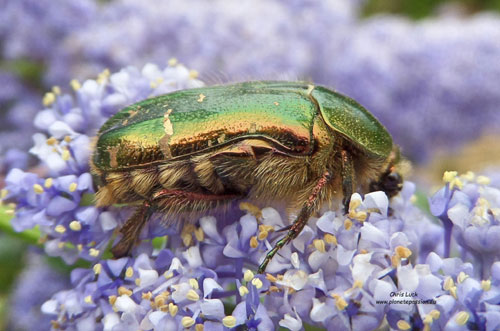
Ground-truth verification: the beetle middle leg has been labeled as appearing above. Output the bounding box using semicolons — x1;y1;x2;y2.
111;189;242;258
341;149;355;213
112;200;154;257
258;170;331;273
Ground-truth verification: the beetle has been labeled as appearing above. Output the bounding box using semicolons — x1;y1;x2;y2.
90;81;403;273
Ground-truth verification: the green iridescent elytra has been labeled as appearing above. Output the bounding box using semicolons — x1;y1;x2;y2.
93;81;392;171
91;81;402;272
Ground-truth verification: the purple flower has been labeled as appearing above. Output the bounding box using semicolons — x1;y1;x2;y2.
0;71;39;173
430;171;500;279
8;252;71;331
4;62;500;330
3;63;203;263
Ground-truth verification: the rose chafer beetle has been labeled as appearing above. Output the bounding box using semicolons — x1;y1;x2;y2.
90;81;403;273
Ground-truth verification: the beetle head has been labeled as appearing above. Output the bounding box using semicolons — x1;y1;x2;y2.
369;146;410;198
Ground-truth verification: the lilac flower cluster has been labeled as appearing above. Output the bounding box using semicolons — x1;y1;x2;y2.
0;71;40;172
37;174;500;330
0;0;97;65
42;0;361;85
2;63;203;263
8;251;71;331
3;64;500;330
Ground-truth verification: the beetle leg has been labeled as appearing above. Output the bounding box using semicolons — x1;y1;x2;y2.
258;170;331;273
341;149;355;213
112;200;154;258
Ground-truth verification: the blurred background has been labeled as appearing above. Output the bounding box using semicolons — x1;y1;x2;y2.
1;0;500;329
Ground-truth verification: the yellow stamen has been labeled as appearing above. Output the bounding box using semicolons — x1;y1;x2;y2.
313;239;326;253
391;255;401;268
62;149;71;161
251;278;263;289
477;175;491;185
239;286;249;296
93;263;102;275
43;92;56;106
44;178;53;188
429;310;440;320
194;227;204;242
395;246;412;259
69;221;82;231
69;182;77;192
222;316;237;328
481;279;491;291
181;316;195;328
89;248;99;257
257;230;268;241
168;58;178;66
456;311;469;325
187;289;200;301
169;303;178;316
443;277;455;291
396;320;411;330
55;225;66;233
324;233;337;245
266;273;277;282
33;184;44;194
344;219;353;230
117;287;132;296
443;171;458;183
142;292;152;300
457;272;468;283
449;286;457;299
349;198;361;211
250;236;259;248
97;69;110;84
70;79;81;91
352;280;363;289
189;278;199;290
52;86;61;95
108;295;117;305
189;70;199;79
244;270;254;282
451;178;464;190
46;137;58;145
84;295;93;304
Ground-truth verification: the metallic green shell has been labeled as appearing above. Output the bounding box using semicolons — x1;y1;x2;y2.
93;82;317;171
93;81;392;171
311;86;392;158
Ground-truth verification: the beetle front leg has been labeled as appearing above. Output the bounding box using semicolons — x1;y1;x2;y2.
258;170;331;273
112;200;154;258
341;149;355;213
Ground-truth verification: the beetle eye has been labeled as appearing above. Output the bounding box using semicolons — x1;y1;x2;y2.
370;170;403;198
386;172;402;184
